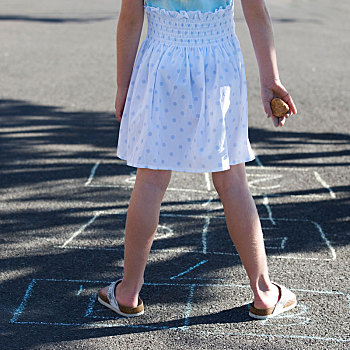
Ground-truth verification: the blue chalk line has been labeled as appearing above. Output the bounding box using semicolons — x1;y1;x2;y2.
76;284;83;296
170;260;208;280
10;279;37;323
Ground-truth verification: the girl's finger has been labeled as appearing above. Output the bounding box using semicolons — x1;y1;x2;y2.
282;92;297;115
289;96;297;114
272;115;279;127
263;99;273;118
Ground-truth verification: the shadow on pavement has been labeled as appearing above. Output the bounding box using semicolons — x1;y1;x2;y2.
0;15;114;23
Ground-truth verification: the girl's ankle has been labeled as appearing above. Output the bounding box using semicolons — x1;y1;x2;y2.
116;281;140;308
253;283;280;309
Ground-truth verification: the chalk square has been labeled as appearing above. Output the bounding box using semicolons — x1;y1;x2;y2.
10;279;190;329
11;279;97;325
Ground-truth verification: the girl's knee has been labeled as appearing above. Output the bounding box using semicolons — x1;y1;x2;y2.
211;163;247;193
136;168;172;192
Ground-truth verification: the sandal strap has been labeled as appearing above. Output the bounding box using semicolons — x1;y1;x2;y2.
107;280;122;312
106;279;144;314
271;282;294;315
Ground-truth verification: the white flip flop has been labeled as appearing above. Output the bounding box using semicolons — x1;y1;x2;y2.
248;282;297;320
97;279;144;317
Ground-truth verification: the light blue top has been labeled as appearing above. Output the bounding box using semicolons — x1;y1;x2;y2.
145;0;232;12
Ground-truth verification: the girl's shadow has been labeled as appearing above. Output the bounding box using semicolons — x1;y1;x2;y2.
95;304;254;334
181;304;253;327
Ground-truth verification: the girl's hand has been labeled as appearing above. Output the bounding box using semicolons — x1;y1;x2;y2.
115;87;129;122
261;79;297;127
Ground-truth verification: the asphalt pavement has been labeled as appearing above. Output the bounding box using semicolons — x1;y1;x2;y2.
1;0;349;349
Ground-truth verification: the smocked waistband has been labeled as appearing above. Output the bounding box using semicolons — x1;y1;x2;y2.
144;4;236;46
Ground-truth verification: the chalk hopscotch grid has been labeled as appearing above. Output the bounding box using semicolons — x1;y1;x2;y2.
12;157;339;341
9;278;350;343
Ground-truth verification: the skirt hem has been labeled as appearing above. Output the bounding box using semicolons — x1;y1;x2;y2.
116;155;256;173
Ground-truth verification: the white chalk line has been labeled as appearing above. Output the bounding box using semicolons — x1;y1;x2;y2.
263;195;276;225
264;236;288;250
61;212;102;248
59;208;126;248
261;303;310;327
174;277;226;282
84;161;100;186
183;284;196;328
268;193;329;200
56;245;333;262
202;217;210;254
248;174;283;190
314;171;336;199
254;155;276;226
311;220;336;260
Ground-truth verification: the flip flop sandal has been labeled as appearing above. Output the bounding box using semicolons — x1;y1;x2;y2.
97;279;144;317
248;282;297;320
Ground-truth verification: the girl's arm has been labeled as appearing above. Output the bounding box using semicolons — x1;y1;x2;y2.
241;0;297;127
115;0;144;122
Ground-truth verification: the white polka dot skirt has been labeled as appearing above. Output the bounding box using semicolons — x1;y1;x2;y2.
116;3;255;173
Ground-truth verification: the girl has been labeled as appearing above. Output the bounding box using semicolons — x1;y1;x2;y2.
98;0;298;319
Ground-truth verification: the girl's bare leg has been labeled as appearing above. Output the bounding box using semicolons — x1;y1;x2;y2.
212;163;279;309
99;168;171;307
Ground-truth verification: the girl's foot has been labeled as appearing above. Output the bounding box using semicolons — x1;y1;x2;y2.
98;280;144;317
98;280;140;308
249;282;297;319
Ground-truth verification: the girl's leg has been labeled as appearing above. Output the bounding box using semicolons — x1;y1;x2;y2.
211;163;279;309
100;167;171;307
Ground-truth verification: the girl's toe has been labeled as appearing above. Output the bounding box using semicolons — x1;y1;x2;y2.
98;286;108;298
